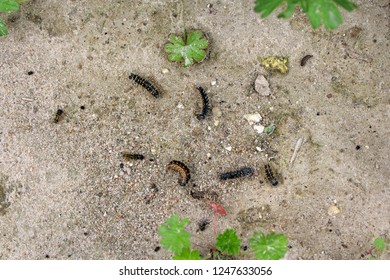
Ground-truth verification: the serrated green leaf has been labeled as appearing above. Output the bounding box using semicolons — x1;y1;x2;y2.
254;0;357;30
333;0;357;11
164;30;208;68
158;214;191;255
249;232;288;260
254;0;283;18
173;247;202;260
216;229;241;255
278;1;299;19
0;17;7;36
0;0;20;12
373;237;387;252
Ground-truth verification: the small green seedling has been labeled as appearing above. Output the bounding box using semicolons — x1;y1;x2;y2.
164;30;209;68
264;124;276;135
364;236;388;260
158;210;289;260
254;0;358;30
0;0;29;36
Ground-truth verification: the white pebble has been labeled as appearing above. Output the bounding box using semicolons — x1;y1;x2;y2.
224;145;232;151
176;103;184;109
253;124;265;134
243;113;262;125
162;68;169;74
256;146;262;152
211;80;217;86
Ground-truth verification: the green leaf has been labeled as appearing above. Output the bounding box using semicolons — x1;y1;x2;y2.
249;232;288;260
373;237;387;252
164;30;208;68
254;0;283;18
216;229;241;255
333;0;358;11
173;247;202;260
0;17;7;36
0;0;20;12
158;215;191;255
264;124;276;135
254;0;357;30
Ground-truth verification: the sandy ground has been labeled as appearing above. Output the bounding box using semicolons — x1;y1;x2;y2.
0;0;389;260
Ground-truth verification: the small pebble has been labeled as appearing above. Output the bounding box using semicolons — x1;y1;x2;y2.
176;103;184;109
328;205;341;215
214;120;219;126
150;149;157;155
211;80;217;86
162;68;169;74
255;146;262;152
253;124;265;134
243;113;262;125
224;145;232;152
254;75;271;96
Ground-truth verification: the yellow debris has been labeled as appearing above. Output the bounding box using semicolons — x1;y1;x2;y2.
259;56;289;74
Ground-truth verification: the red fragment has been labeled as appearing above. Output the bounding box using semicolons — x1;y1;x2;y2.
210;201;227;216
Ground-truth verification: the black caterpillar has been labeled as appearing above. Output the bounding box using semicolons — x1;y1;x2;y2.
198;218;210;232
129;73;160;98
265;164;279;186
300;55;313;66
196;86;210;120
220;167;254;180
167;160;191;186
122;153;145;161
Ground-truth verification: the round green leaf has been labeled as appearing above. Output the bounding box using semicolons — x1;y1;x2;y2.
249;232;288;260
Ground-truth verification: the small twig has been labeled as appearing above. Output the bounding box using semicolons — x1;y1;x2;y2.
289;136;304;168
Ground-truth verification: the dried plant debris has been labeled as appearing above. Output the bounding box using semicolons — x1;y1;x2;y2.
259;56;289;74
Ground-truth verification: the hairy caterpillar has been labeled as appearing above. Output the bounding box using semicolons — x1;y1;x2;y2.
265;164;279;186
195;86;210;120
122;153;145;161
167;160;191;186
129;73;160;98
300;55;313;66
219;167;253;180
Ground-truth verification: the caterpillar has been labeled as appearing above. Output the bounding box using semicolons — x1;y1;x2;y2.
129;73;160;98
167;160;191;186
195;86;210;120
265;164;279;186
220;167;253;180
300;55;313;66
53;109;64;123
122;153;145;161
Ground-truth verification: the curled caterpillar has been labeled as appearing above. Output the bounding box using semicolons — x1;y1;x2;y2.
196;86;210;120
167;160;191;186
220;167;253;180
129;73;160;98
122;153;145;161
300;55;313;66
265;164;279;186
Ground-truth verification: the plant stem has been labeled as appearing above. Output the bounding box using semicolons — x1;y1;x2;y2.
179;0;186;40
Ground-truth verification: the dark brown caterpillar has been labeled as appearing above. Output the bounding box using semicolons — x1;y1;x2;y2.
129;73;160;98
122;153;145;161
220;167;253;180
265;164;278;186
53;109;64;123
196;86;210;120
167;160;191;186
300;55;313;66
